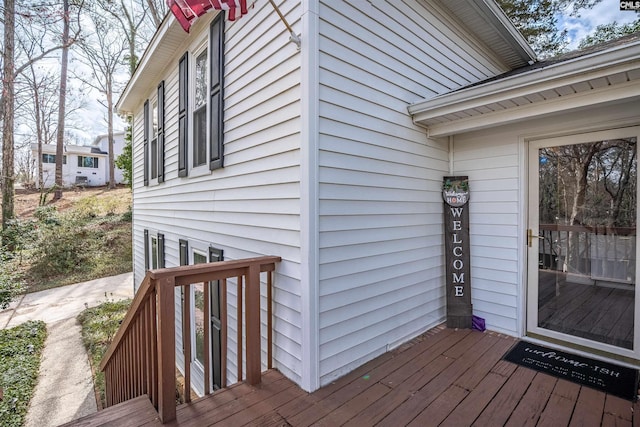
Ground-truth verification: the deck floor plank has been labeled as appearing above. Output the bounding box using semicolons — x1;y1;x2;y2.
376;332;504;427
569;386;607;427
64;326;639;427
537;379;581;427
603;394;634;426
439;371;510;427
505;372;557;427
473;366;537;426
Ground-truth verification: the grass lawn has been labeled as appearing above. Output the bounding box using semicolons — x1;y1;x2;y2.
0;321;47;427
77;299;132;409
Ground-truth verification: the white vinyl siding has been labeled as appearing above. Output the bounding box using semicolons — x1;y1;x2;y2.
450;100;640;337
315;0;504;384
131;4;303;386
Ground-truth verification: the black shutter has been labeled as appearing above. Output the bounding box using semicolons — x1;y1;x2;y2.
179;239;189;266
158;233;165;268
143;100;149;186
144;229;150;270
209;246;223;389
157;81;165;183
209;15;224;171
178;53;189;177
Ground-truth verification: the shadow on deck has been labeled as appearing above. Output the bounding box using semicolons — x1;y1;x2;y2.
63;325;639;426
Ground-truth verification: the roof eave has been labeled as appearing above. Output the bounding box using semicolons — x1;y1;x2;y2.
409;40;640;136
116;13;183;115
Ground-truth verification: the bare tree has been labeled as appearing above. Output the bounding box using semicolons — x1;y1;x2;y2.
15;149;36;188
76;7;128;189
53;0;71;200
145;0;167;28
2;0;16;239
97;0;163;76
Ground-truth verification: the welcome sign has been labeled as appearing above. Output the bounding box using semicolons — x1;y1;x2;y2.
443;176;472;329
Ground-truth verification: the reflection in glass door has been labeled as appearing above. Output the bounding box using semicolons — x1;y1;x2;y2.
528;129;638;354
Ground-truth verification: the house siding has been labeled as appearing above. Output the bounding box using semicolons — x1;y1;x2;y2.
315;0;506;384
451;99;640;337
131;3;304;387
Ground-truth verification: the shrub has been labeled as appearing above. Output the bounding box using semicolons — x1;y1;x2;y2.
78;299;131;408
30;213;89;276
0;321;47;427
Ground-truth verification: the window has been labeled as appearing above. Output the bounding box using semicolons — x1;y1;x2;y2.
78;156;98;168
193;50;208;168
42;154;66;164
143;81;165;186
144;230;165;271
178;239;224;394
178;14;224;177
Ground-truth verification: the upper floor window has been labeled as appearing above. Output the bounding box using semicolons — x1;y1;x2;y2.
193;50;208;168
178;14;224;177
143;81;165;186
78;156;98;168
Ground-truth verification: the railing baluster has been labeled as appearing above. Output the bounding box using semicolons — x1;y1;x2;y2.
237;274;243;382
99;256;280;424
267;270;273;369
150;288;158;408
245;264;261;385
204;280;211;395
183;284;191;403
221;278;228;388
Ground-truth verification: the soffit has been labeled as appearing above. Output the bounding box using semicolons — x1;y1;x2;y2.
437;0;536;69
409;39;640;137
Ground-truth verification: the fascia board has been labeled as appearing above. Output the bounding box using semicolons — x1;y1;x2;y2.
475;0;537;62
426;79;640;137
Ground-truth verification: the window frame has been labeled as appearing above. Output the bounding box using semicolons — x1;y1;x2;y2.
144;230;165;271
189;38;210;177
77;156;98;168
143;81;165;186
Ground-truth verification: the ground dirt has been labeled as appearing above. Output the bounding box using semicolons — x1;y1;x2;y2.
10;186;132;220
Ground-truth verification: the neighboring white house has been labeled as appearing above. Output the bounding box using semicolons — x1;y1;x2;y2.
116;0;640;397
32;131;126;188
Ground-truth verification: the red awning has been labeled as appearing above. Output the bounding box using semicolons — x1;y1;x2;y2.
167;0;248;32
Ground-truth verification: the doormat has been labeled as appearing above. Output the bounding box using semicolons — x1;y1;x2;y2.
503;341;639;401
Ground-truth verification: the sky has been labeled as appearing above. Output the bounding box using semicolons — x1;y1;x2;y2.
74;1;640;141
560;0;639;49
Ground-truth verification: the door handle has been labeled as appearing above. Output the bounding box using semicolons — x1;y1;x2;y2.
527;229;544;247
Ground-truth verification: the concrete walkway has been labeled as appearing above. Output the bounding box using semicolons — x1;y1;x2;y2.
0;272;134;427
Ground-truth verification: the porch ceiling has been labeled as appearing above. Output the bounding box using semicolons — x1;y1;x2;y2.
409;38;640;137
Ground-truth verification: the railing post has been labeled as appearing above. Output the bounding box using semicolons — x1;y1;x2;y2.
245;263;261;385
156;277;176;423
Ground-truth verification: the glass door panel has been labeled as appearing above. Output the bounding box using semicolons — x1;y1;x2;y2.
528;129;638;354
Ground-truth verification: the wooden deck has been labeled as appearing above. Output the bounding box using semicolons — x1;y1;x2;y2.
538;270;634;349
65;325;640;426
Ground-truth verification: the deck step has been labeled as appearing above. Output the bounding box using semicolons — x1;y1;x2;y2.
60;395;161;426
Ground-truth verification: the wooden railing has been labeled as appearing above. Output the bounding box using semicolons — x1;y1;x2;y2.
538;224;635;283
99;256;281;423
